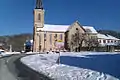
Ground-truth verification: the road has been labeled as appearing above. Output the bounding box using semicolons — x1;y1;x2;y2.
0;54;52;80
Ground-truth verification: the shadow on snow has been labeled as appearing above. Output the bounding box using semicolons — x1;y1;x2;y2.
60;54;120;79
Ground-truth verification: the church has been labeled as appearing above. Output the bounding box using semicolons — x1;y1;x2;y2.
33;0;98;52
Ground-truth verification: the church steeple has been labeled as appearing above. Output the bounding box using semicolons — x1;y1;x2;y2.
33;0;44;52
36;0;43;9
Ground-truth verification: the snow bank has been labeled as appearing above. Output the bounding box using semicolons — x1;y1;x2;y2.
5;52;21;54
21;52;120;80
0;52;21;58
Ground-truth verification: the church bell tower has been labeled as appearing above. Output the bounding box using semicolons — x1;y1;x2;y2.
33;0;44;52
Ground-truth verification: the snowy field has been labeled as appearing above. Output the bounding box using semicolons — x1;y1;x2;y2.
21;52;120;80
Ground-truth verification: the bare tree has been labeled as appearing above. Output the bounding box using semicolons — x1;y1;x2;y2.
85;35;99;51
70;34;76;51
71;30;99;52
71;29;86;52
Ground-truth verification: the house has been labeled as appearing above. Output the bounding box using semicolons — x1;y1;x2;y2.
97;33;120;51
97;34;119;46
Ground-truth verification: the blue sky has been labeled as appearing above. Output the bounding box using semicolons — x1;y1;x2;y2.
0;0;120;36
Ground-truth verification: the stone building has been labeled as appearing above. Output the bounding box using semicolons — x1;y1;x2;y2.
33;0;98;52
33;0;67;52
65;23;98;52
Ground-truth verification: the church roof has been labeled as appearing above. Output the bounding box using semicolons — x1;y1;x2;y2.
44;24;69;32
44;24;98;34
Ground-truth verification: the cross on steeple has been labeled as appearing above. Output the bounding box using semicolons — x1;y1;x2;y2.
36;0;43;9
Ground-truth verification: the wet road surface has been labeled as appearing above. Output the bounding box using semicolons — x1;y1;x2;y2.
0;54;52;80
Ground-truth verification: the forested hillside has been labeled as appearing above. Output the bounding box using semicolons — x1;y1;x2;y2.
98;30;120;39
0;33;32;51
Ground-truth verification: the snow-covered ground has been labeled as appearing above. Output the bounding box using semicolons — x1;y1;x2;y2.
21;52;120;80
0;52;21;57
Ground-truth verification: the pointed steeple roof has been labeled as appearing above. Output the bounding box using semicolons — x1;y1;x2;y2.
36;0;43;9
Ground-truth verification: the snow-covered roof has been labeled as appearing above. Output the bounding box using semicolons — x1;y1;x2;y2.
83;26;98;34
97;33;119;40
43;24;98;34
44;24;69;32
107;35;119;40
97;34;108;39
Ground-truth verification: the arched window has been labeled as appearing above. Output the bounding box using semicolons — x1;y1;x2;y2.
50;34;52;45
60;34;63;40
103;40;106;43
99;40;101;43
54;34;57;38
111;40;113;43
44;33;46;41
38;13;41;21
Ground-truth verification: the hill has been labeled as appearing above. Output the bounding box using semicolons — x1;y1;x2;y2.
0;33;33;51
97;30;120;39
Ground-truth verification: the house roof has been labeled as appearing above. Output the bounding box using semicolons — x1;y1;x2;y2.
107;35;119;40
97;33;119;40
44;24;97;33
97;34;108;39
83;26;98;34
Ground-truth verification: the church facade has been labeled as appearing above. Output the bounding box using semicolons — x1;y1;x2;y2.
33;0;98;52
